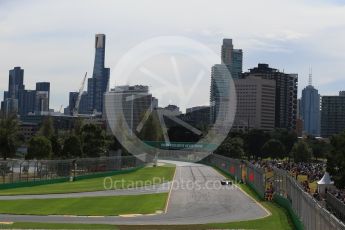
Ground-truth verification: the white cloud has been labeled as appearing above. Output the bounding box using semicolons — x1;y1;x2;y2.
0;0;344;110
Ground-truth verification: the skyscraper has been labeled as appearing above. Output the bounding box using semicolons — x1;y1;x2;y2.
210;64;232;124
221;39;243;79
8;67;25;99
87;34;110;113
321;92;345;137
243;64;298;130
18;90;36;116
36;82;50;109
300;71;320;136
35;91;49;115
1;67;25;114
68;91;88;115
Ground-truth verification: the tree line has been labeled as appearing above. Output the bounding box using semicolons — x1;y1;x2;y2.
0;115;121;160
215;128;330;163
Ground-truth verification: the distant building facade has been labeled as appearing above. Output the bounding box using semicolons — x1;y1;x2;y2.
210;64;232;124
36;82;50;109
181;106;210;128
300;74;320;136
321;92;345;137
1;67;51;117
104;85;154;133
232;76;276;131
1;67;25;115
35;91;49;115
87;34;110;114
221;38;243;79
242;64;298;130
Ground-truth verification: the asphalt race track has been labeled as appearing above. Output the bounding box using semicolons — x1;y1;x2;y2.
0;161;269;225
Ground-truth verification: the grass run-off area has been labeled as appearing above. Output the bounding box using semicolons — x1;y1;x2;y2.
0;165;175;195
0;193;167;216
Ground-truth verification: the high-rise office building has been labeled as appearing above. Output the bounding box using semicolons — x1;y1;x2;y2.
18;90;36;116
68;91;88;115
232;76;276;131
35;91;49;115
300;72;320;136
87;34;110;114
210;64;232;124
7;67;25;99
104;85;154;133
221;39;243;79
1;67;25;114
321;92;345;137
36;82;50;109
242;64;298;130
3;98;18;115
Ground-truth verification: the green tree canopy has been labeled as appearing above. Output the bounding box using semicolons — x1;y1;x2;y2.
138;111;163;142
306;136;330;160
261;139;286;159
62;135;83;158
244;129;270;159
26;136;52;160
270;128;297;157
327;132;345;188
290;140;312;163
81;124;106;157
216;137;244;159
50;135;62;158
0;115;20;160
39;116;55;138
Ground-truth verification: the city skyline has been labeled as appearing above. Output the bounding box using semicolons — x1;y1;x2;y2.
0;0;345;111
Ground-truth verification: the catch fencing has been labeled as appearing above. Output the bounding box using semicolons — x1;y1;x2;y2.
0;154;148;185
273;167;345;230
205;154;345;230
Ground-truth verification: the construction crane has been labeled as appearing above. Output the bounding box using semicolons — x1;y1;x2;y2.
72;72;87;117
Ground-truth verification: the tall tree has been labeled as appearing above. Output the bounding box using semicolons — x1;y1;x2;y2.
39;116;55;138
327;132;345;188
81;124;106;157
73;118;83;137
0;115;20;160
26;136;52;160
139;112;163;142
270;128;298;158
261;139;286;159
290;140;312;163
50;135;63;158
306;136;330;160
216;137;244;159
244;129;269;159
62;135;83;158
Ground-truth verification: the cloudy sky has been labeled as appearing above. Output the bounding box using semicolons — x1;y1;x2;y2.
1;0;345;112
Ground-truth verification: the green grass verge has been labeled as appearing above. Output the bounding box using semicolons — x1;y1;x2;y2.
0;222;119;229
0;165;175;195
0;193;167;216
1;164;294;229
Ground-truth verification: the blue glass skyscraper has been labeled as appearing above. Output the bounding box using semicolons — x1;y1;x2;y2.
301;72;320;136
87;34;110;113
